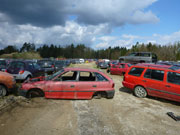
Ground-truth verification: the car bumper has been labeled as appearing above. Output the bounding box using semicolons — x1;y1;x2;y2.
122;81;134;90
12;74;26;80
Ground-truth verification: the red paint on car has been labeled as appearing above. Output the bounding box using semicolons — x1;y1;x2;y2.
20;68;115;99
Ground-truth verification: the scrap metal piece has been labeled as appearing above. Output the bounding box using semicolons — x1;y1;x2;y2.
167;112;180;121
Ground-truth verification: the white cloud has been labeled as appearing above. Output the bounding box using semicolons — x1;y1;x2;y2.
94;30;180;49
69;0;159;26
0;0;160;49
0;21;110;49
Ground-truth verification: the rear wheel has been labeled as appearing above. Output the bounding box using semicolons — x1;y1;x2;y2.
26;89;44;98
0;85;7;97
134;86;147;98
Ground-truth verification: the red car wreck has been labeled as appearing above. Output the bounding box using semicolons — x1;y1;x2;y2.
19;68;115;99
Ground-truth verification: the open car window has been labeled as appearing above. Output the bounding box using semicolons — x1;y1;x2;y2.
79;71;96;81
55;71;78;81
46;69;64;80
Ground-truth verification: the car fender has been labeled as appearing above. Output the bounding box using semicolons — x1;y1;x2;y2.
23;71;33;78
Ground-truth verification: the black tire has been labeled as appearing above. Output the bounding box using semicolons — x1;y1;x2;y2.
134;86;147;98
0;85;7;97
26;89;44;98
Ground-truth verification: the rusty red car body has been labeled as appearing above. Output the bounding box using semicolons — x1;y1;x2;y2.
19;68;115;99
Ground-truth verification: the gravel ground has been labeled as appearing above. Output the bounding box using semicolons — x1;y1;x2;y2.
0;62;180;135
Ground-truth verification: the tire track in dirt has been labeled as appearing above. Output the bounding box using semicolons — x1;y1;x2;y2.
73;100;115;135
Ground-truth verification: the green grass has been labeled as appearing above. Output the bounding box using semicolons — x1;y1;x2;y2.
0;52;42;59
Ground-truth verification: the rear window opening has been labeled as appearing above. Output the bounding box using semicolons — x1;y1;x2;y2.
79;72;96;81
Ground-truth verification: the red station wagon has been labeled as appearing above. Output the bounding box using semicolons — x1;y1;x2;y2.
19;68;115;99
122;64;180;102
110;63;131;75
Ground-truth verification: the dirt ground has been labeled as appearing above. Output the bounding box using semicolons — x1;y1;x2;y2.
0;62;180;135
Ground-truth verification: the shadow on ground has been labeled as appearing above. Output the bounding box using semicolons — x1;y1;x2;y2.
119;87;180;106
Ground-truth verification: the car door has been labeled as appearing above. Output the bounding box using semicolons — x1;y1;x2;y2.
60;71;77;99
76;71;97;99
165;71;180;102
44;80;63;98
110;65;117;74
143;69;167;98
117;64;125;75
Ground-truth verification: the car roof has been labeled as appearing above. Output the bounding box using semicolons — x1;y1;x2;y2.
64;67;113;81
132;64;177;71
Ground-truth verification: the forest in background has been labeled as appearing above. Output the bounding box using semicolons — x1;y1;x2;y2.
0;42;180;61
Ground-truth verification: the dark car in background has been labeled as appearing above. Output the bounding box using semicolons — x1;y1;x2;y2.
37;60;55;74
98;61;110;69
0;59;7;71
6;60;44;81
54;60;65;71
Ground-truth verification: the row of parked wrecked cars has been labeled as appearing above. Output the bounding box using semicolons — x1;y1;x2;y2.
1;52;180;103
0;58;103;99
96;53;180;102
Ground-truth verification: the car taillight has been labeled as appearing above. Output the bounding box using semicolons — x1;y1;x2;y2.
112;83;115;88
19;70;24;74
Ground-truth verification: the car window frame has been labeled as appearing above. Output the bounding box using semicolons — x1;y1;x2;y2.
78;71;96;82
144;68;165;82
94;72;108;82
128;67;145;77
167;71;180;85
53;70;78;82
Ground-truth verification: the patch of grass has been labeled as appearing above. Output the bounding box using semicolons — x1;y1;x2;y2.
0;52;42;59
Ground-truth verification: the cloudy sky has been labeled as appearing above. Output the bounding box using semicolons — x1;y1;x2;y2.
0;0;179;49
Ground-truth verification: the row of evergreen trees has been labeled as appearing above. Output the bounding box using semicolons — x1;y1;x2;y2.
0;42;180;60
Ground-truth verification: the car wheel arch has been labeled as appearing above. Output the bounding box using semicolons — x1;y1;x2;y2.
26;88;45;98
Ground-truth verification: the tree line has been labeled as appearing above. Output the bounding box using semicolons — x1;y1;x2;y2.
0;42;180;61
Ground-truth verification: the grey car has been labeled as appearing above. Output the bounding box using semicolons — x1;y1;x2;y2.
119;52;157;63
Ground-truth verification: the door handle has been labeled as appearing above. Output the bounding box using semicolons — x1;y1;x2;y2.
142;80;147;82
70;85;75;88
92;85;97;87
165;85;171;88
